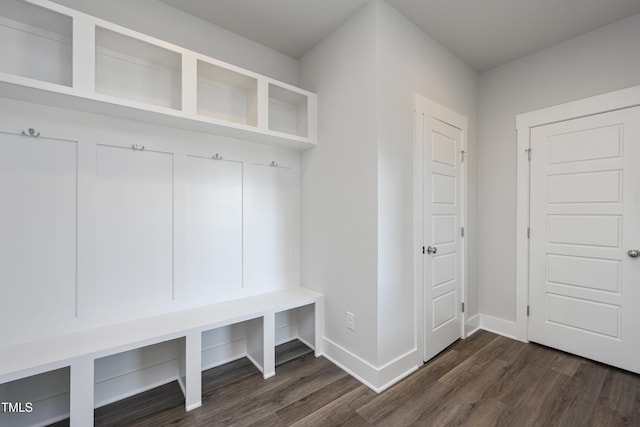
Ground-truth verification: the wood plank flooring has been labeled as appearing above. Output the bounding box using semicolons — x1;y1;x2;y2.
52;331;640;426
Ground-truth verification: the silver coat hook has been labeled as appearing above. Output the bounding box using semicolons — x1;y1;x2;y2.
131;143;145;151
212;153;222;160
21;128;40;137
270;161;278;167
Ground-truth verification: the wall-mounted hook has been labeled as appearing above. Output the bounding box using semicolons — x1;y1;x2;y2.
21;128;40;137
212;153;223;160
131;143;145;151
270;161;278;167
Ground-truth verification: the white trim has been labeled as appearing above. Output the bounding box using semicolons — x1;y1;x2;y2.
321;337;378;391
413;94;469;363
465;314;481;337
376;349;420;391
479;314;520;341
321;337;419;393
514;125;530;342
515;84;640;344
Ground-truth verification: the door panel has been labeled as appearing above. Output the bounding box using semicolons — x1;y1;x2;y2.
422;116;463;361
548;170;621;203
433;291;457;328
529;107;640;373
546;254;620;292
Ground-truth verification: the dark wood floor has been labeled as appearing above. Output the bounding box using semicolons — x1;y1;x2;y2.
52;330;640;426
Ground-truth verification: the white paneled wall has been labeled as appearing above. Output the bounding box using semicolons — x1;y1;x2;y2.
184;156;244;296
245;163;293;287
0;99;300;339
0;97;302;426
95;145;175;312
0;135;78;327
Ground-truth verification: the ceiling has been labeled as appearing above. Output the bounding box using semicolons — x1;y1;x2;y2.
160;0;640;72
159;0;369;59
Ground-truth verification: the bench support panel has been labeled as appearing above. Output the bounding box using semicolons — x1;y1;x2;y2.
70;357;94;427
183;331;202;412
262;313;276;379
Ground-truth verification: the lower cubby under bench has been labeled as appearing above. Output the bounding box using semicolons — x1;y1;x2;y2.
0;287;323;427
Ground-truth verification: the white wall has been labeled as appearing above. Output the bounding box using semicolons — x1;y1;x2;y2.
300;0;478;389
50;0;299;85
478;13;640;324
374;0;478;365
299;1;380;369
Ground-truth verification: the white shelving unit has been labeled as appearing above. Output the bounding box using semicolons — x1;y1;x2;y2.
0;0;317;150
269;83;309;138
0;0;72;87
95;26;182;111
197;60;258;126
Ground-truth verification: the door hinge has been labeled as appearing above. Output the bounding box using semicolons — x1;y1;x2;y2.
525;148;532;161
461;226;465;238
461;302;465;313
527;305;530;316
422;246;425;254
461;150;467;163
527;227;530;239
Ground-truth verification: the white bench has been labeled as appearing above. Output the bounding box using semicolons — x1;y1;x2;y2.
0;287;323;427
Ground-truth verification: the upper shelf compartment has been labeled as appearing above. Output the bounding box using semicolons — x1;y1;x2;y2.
197;60;257;126
0;0;317;150
95;27;182;111
0;0;72;88
269;83;309;138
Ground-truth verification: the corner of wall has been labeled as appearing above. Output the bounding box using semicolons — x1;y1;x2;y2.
322;336;419;392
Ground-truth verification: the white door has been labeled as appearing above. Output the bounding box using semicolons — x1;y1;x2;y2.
529;107;640;374
419;112;464;361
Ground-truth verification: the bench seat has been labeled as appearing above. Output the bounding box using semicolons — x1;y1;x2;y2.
0;287;323;427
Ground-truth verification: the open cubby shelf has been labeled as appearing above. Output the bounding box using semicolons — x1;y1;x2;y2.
0;0;316;150
0;0;73;88
95;26;183;111
197;60;258;126
269;83;309;137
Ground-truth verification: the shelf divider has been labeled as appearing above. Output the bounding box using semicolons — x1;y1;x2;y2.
182;52;198;116
257;79;270;131
73;17;95;94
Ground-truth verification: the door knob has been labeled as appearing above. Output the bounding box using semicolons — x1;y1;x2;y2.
426;246;438;255
628;249;640;258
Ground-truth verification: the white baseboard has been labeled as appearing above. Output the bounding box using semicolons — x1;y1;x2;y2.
465;314;481;337
376;350;420;392
479;314;519;340
321;337;379;391
321;337;419;393
296;334;313;350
